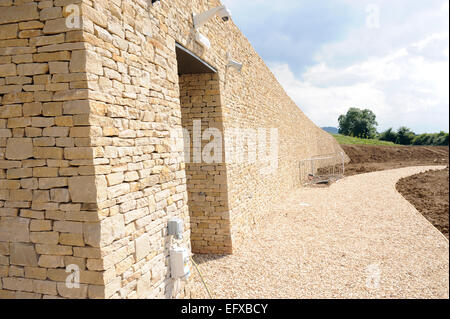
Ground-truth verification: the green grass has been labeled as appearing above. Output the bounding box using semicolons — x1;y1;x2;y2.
332;134;396;146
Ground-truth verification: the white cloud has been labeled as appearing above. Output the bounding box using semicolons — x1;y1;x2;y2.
269;33;449;133
221;0;449;133
267;1;449;134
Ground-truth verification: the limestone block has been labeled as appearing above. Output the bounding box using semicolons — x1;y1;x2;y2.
29;34;65;47
49;61;69;74
0;254;9;266
0;3;39;24
53;119;73;130
38;255;64;268
0;217;30;242
50;188;70;202
38;177;67;189
84;214;125;248
33;167;58;178
68;176;97;203
43;18;75;34
2;277;34;292
40;7;62;21
33;51;70;62
33;280;57;295
88;285;105;299
0;129;12;137
0;24;18;40
64;147;93;159
53;221;83;234
70;50;103;75
135;233;151;262
30;232;59;244
31;117;54;127
7;117;31;128
59;233;84;246
5;138;33;160
23;102;42;116
6;168;32;181
32;190;50;203
0;242;8;255
35;244;73;256
10;243;38;266
73;247;101;259
33;147;64;159
64;256;85;270
62;100;90;115
17;63;49;76
107;183;130;200
10;189;32;201
81;4;108;28
0;64;16;76
0;105;22;118
115;255;134;276
24;267;47;280
30;219;52;231
53;89;89;101
56;282;88;299
136;271;151;298
106;172;124;186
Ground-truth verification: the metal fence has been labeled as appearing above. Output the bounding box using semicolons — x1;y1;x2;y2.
299;152;346;186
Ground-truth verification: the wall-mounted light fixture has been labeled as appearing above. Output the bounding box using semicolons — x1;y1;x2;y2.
195;32;211;50
193;5;232;29
227;53;243;72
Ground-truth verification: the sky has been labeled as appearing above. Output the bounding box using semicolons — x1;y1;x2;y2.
221;0;449;134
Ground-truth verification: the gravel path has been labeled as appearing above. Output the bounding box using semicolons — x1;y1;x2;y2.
191;166;449;299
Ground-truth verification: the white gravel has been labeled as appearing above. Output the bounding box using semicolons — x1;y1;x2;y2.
191;166;449;299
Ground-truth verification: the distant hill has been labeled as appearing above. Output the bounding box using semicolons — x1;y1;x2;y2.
322;127;339;134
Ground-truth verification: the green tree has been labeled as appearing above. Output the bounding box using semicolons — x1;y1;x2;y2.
412;134;432;145
379;128;397;143
434;131;449;146
338;108;378;139
396;126;415;145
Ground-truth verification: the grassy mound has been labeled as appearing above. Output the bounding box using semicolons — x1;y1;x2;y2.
332;134;396;146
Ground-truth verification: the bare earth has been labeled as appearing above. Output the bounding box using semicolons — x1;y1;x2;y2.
191;166;449;299
397;168;449;239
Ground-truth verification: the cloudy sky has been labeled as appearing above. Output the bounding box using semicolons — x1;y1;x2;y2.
221;0;449;134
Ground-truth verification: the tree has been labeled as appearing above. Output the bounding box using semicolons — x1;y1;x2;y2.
412;133;432;145
396;126;415;145
434;131;449;146
379;128;397;143
338;108;378;139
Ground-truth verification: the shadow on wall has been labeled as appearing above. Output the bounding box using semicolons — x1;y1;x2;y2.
178;72;233;255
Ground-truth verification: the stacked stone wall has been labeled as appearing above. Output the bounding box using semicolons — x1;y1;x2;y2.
1;0;348;298
179;73;231;254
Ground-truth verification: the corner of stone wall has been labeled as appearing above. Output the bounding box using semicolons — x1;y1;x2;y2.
71;0;195;299
0;0;107;299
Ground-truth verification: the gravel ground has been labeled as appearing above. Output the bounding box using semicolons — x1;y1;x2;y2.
190;166;449;299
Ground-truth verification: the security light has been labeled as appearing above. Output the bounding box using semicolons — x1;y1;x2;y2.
227;53;243;72
193;5;232;29
195;31;211;50
228;59;243;72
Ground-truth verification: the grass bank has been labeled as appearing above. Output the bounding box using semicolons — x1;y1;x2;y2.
332;134;396;146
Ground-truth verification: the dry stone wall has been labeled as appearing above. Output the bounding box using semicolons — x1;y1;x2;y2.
219;30;348;243
1;0;348;299
179;73;232;255
0;0;104;299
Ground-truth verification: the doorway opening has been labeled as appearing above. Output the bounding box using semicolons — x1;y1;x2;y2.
175;44;232;254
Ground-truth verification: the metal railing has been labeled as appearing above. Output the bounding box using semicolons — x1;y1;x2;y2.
299;152;346;186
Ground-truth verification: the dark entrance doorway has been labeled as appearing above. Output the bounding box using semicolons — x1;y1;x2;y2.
175;44;232;254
